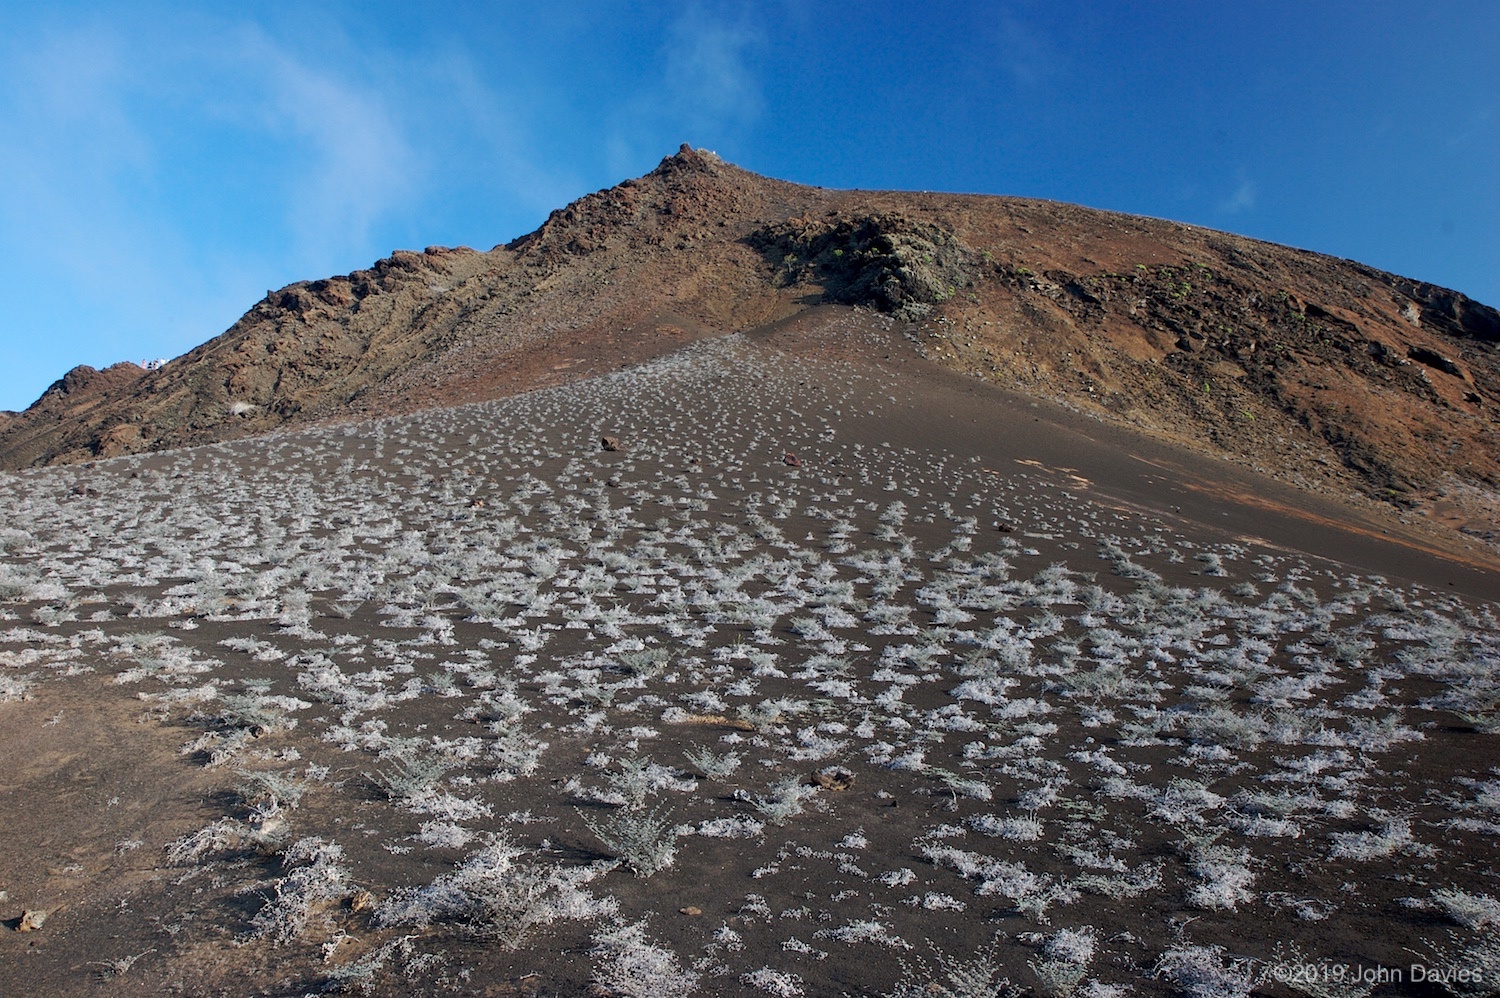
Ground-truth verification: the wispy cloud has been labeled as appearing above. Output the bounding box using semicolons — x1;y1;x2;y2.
0;25;155;281
217;23;421;270
0;12;456;406
0;20;229;383
1220;174;1258;214
412;49;584;229
664;5;766;133
991;9;1062;89
0;15;433;273
606;4;766;175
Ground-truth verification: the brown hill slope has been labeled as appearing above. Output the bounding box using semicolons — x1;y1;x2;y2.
3;145;1497;541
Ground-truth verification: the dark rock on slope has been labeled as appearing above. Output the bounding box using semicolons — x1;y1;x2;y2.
3;143;1498;543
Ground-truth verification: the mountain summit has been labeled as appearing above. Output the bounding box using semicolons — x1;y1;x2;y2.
3;150;1500;995
3;145;1497;541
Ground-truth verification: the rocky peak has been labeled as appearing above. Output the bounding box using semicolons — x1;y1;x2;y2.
40;363;144;403
506;144;800;262
4;148;1500;554
648;143;722;178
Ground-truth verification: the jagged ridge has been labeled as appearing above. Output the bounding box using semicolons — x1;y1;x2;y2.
2;144;1498;540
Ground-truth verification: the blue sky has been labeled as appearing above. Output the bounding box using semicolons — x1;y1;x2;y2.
1;1;1496;412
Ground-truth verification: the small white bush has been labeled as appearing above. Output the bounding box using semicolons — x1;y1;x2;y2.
247;837;352;944
1328;816;1414;861
1432;888;1500;931
591;918;700;997
377;837;614;947
815;919;911;949
1182;837;1255;911
684;746;742;779
582;802;680;877
742;967;806;996
1153;945;1257;998
886;938;1012;998
750;775;820;825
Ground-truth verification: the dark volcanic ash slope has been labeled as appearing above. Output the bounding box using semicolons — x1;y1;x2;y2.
3;145;1498;532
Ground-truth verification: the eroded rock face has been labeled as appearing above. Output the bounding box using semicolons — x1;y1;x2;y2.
3;144;1498;535
747;211;978;317
1392;279;1500;343
42;363;145;403
94;423;143;459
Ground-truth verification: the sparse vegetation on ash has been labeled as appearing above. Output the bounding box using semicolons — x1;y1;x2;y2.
1;331;1497;995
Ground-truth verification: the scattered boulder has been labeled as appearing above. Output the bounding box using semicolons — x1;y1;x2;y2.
1408;346;1464;378
16;908;50;932
812;766;856;791
600;436;621;452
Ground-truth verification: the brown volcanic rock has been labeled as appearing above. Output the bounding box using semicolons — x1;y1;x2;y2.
0;362;148;466
43;362;146;405
2;144;1498;539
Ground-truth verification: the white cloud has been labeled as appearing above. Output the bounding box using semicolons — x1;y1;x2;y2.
222;23;422;270
0;15;429;276
664;5;765;131
0;12;435;407
0;22;230;399
411;50;584;229
0;25;157;284
1220;175;1258;214
991;10;1061;89
606;4;765;175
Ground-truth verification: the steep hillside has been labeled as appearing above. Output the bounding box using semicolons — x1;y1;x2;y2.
3;328;1499;995
3;144;1497;542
